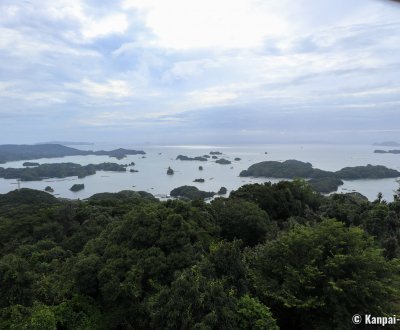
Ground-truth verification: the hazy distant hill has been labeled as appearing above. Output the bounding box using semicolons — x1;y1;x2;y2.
0;144;145;163
373;141;400;147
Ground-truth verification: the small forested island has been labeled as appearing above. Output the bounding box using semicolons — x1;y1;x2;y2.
166;166;174;175
218;186;227;194
211;155;218;159
210;151;222;155
374;149;400;154
44;186;54;193
170;185;215;199
176;155;208;161
22;162;40;167
130;169;139;173
202;155;210;158
69;183;84;192
0;181;400;329
308;177;344;193
193;178;205;183
199;166;203;170
216;158;231;165
240;160;400;193
234;157;241;161
0;162;126;181
0;144;145;163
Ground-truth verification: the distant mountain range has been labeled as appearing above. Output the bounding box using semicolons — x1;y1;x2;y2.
35;141;94;146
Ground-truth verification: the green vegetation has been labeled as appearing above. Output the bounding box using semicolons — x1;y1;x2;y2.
166;167;174;175
0;162;126;181
218;186;227;195
193;178;205;182
176;155;208;161
170;185;215;199
70;184;84;192
216;158;231;165
234;157;241;161
336;164;400;179
308;177;344;193
199;166;203;170
0;181;400;329
0;144;145;163
44;186;54;193
210;151;222;155
240;160;400;193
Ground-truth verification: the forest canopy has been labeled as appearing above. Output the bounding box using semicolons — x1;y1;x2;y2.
0;180;399;329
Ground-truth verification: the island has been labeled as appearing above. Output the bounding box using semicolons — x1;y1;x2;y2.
23;162;40;167
176;155;208;161
170;186;215;200
0;144;145;164
0;162;127;181
70;184;84;192
167;167;174;175
216;158;231;165
308;178;344;193
202;155;210;158
44;186;54;193
193;178;205;183
239;160;400;193
211;156;218;159
374;149;400;154
217;186;227;195
199;166;203;171
210;151;222;155
234;157;241;161
130;169;139;173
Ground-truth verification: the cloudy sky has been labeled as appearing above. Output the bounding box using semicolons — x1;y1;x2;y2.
1;0;399;145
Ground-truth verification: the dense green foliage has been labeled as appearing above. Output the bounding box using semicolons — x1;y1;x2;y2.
1;181;400;329
308;177;344;193
170;185;215;200
240;160;400;193
0;162;126;181
336;164;400;179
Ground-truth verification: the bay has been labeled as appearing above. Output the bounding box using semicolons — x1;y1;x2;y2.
0;144;399;201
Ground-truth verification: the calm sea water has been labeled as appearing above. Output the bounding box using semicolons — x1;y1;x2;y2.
0;144;399;201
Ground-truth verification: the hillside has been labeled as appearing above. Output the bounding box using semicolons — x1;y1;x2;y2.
0;181;399;329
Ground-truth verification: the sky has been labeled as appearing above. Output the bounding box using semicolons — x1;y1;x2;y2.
0;0;400;145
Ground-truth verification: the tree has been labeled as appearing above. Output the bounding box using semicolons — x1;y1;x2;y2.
246;219;400;330
212;198;273;246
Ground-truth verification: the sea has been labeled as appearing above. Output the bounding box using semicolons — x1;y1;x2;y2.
0;144;399;201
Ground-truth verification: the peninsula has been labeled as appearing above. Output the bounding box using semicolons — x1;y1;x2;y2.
240;160;400;193
0;162;126;181
0;144;145;163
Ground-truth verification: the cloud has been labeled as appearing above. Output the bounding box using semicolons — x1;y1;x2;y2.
0;0;400;143
66;79;134;99
122;0;290;49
